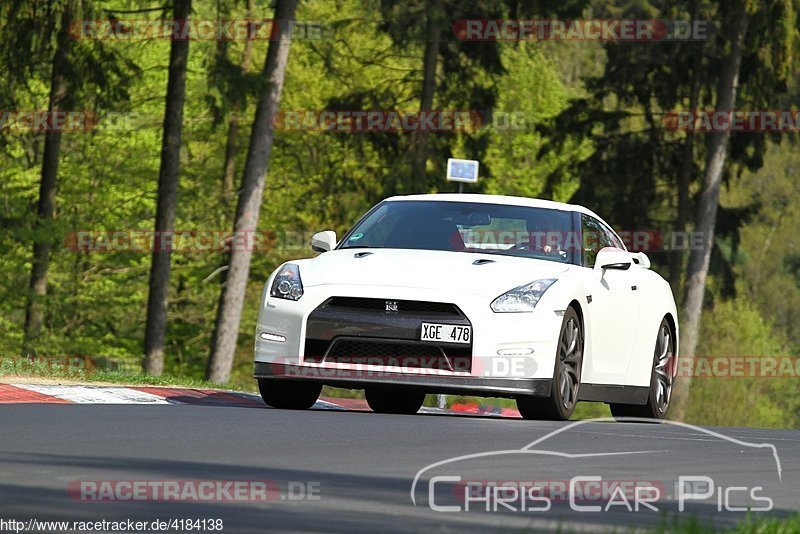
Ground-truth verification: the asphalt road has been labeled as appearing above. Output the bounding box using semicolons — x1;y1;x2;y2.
1;404;798;533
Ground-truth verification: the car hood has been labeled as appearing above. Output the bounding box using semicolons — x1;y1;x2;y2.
295;248;571;298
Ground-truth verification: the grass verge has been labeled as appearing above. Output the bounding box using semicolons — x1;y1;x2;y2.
0;356;247;391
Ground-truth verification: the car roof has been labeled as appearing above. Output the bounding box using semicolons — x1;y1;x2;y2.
384;193;607;224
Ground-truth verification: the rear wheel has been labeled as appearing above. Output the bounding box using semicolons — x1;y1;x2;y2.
365;387;425;415
517;306;583;421
258;379;321;410
610;318;675;422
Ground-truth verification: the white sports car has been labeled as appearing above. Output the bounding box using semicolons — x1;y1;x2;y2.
254;194;679;421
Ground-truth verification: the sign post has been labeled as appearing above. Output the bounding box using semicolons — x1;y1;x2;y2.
439;158;480;409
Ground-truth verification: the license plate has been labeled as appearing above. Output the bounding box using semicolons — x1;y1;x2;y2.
420;323;471;344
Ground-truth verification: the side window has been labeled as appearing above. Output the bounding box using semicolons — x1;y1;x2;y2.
601;223;625;251
582;214;613;267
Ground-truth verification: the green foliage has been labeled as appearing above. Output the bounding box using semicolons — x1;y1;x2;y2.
724;140;800;348
679;139;800;428
483;42;589;201
684;297;798;428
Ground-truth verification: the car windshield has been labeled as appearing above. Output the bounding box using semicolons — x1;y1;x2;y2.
339;200;575;264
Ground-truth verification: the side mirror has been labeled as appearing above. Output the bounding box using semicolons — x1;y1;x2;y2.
594;247;632;271
311;230;337;253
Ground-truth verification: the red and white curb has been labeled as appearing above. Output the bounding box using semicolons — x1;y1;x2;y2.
0;384;345;410
0;383;519;416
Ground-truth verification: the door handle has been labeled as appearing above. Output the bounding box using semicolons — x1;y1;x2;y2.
631;285;638;291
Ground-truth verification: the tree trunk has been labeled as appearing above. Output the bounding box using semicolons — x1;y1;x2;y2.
410;0;442;192
23;1;73;351
671;0;748;419
221;0;255;209
669;43;703;295
143;0;192;375
221;119;240;207
206;0;298;383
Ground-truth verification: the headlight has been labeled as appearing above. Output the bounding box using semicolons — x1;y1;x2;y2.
490;278;557;313
270;263;304;301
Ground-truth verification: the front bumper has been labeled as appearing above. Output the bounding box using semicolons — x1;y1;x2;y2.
254;361;553;397
254;283;563;391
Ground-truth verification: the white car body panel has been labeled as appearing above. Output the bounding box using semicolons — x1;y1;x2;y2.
254;193;679;404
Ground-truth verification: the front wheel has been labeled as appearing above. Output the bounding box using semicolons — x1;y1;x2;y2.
610;318;675;422
258;379;322;410
365;387;425;415
517;306;584;421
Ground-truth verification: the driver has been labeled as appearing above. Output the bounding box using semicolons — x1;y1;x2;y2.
522;211;563;255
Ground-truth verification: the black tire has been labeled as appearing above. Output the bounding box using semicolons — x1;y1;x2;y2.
365;387;425;415
517;306;584;421
610;318;675;422
258;379;321;410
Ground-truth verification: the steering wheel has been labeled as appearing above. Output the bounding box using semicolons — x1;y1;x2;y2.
508;241;540;251
509;241;564;256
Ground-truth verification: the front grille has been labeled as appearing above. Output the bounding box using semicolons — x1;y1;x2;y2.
328;339;442;359
322;297;462;316
303;296;473;372
322;338;471;372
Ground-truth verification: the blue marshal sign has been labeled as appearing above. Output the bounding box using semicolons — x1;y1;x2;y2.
446;158;480;184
